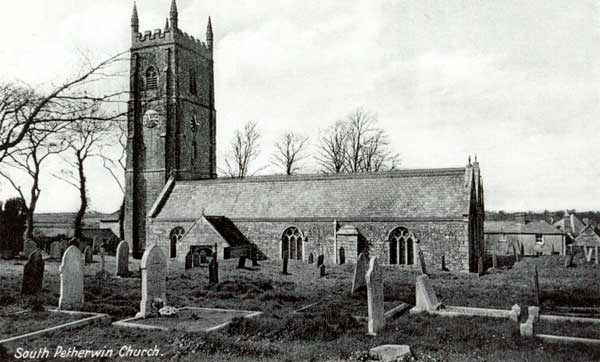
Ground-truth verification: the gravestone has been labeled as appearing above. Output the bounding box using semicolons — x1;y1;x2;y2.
137;244;167;318
185;251;193;270
533;266;540;306
116;241;129;277
585;247;594;263
418;249;427;275
319;263;326;277
282;256;289;275
192;252;200;267
370;345;413;362
23;238;37;259
21;251;44;295
100;247;106;275
596;246;599;265
209;258;219;284
251;245;259;266
509;304;521;323
83;246;93;264
441;255;449;271
492;252;498;269
237;256;246;269
564;253;574;268
414;275;442;312
58;246;84;310
50;242;62;260
351;252;369;294
477;257;484;276
317;254;324;267
200;250;208;264
339;247;345;265
308;253;314;264
366;256;384;335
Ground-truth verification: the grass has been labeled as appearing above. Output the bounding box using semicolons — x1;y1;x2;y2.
0;252;599;361
0;310;87;340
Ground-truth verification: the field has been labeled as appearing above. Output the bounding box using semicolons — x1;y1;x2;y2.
0;252;599;362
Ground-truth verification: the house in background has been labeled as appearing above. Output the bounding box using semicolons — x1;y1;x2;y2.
484;212;566;256
574;224;600;249
553;210;586;244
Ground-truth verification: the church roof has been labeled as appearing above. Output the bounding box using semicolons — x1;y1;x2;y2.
153;168;472;221
205;216;250;247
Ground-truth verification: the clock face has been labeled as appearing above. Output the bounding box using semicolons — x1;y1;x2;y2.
143;110;160;128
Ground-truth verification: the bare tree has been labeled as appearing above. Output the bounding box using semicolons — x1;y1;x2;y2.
54;102;120;240
221;121;263;178
100;120;126;239
316;120;348;174
317;108;400;174
0;52;127;163
272;132;309;175
0;121;68;240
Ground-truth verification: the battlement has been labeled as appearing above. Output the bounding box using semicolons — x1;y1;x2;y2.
132;28;211;57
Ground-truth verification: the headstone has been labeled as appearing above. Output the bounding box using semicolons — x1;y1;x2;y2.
83;246;93;264
339;247;345;265
209;258;219;284
492;252;498;269
418;249;427;275
137;244;167;318
100;247;106;275
565;252;574;268
366;256;384;335
319;263;326;277
308;253;314;264
585;247;594;263
317;254;324;267
23;239;37;259
116;241;129;277
200;250;208;264
478;257;484;276
509;304;521;323
596;246;599;265
50;242;62;260
441;255;449;271
185;251;193;270
533;266;541;306
237;256;246;269
369;345;412;362
414;275;442;312
192;252;200;267
351;252;369;294
21;251;44;295
58;246;84;310
282;256;289;275
250;245;259;266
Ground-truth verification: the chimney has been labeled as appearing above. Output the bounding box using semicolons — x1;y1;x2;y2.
514;212;527;224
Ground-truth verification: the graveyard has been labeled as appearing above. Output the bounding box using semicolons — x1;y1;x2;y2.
0;245;599;362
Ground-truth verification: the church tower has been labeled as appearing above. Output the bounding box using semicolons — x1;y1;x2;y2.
125;0;216;257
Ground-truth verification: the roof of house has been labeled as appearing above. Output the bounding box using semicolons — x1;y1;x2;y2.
205;216;250;247
153;168;473;221
485;220;564;235
81;228;118;240
553;213;586;237
574;224;600;246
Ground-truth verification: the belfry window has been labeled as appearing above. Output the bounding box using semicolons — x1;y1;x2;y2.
145;66;158;89
389;227;415;265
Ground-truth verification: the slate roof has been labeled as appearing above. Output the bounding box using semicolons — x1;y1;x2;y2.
574;224;600;246
485;220;564;235
205;216;250;247
154;168;471;221
81;228;118;240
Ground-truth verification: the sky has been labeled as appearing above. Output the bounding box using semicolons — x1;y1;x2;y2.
0;0;599;213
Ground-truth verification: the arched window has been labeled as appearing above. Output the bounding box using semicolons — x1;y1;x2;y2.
169;226;185;258
145;66;158;89
281;226;303;260
189;68;197;95
389;227;415;265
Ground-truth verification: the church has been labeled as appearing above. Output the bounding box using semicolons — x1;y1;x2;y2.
124;1;485;273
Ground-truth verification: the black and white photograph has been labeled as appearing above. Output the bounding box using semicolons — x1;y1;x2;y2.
0;1;599;361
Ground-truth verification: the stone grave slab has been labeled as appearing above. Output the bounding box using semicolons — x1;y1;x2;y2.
185;251;193;270
366;256;384;335
21;251;44;295
83;246;93;264
351;252;369;294
58;246;84;310
414;275;442;313
23;239;37;259
137;244;167;318
370;345;412;362
116;240;129;277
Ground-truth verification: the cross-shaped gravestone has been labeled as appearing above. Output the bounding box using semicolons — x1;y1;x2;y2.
58;246;84;310
351;252;369;294
137;244;167;318
366;256;384;335
21;250;44;295
116;240;129;277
